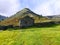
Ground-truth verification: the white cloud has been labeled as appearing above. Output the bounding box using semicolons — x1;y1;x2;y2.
0;0;60;16
0;0;20;17
34;0;60;16
34;2;52;16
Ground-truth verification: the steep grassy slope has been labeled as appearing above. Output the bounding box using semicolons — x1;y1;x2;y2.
0;8;49;26
0;25;60;45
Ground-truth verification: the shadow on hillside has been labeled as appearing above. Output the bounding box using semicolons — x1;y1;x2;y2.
21;22;59;29
0;22;60;30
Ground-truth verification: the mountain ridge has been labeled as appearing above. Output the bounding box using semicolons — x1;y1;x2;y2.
0;15;7;21
0;8;48;26
11;8;42;18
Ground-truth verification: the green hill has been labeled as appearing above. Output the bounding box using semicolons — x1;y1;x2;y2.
0;8;48;26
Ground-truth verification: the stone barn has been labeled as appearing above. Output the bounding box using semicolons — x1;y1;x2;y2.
19;16;34;28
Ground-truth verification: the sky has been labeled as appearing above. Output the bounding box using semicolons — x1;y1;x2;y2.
0;0;60;17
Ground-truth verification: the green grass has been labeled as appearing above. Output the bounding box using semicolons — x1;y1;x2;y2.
0;25;60;45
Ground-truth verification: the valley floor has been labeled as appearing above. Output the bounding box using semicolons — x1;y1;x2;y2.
0;25;60;45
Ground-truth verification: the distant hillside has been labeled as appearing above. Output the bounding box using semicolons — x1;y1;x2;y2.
51;15;60;22
0;8;49;26
0;15;7;21
46;15;60;23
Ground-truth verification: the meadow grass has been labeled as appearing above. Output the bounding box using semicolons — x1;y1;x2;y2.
0;25;60;45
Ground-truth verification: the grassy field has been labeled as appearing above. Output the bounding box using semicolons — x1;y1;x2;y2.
0;25;60;45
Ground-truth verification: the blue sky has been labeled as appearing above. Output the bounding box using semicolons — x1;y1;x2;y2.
0;0;60;17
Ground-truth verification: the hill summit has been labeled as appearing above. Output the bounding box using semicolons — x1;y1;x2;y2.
20;8;31;12
12;8;41;18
